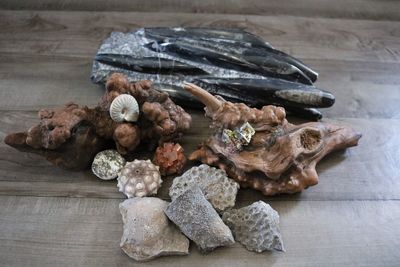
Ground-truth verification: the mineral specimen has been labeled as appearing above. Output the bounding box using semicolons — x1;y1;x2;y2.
153;142;187;175
169;164;239;212
222;201;284;252
117;159;162;198
109;94;139;122
120;197;189;261
91;149;126;180
185;83;362;196
4;73;191;170
91;27;334;119
164;187;235;252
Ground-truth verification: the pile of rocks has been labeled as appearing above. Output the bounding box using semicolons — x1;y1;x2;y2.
92;149;284;261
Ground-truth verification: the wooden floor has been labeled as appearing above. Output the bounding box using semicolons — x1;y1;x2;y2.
1;1;400;266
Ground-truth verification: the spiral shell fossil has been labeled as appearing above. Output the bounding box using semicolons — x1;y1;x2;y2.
109;94;139;122
117;159;162;198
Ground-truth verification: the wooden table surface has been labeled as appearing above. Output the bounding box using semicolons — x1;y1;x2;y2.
1;1;400;266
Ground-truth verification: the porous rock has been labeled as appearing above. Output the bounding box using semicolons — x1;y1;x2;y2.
222;201;284;252
119;197;189;261
91;149;126;180
169;164;239;212
165;186;235;252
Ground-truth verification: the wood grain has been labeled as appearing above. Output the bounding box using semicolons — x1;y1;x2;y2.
1;11;400;63
1;112;399;201
0;2;399;266
0;196;399;267
1;0;400;21
1;54;399;118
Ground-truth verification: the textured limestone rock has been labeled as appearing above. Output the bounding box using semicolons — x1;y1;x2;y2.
222;201;284;252
117;159;162;198
169;164;239;212
165;187;235;252
91;149;126;180
119;197;189;261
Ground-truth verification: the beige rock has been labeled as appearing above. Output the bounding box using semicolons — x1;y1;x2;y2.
119;197;189;261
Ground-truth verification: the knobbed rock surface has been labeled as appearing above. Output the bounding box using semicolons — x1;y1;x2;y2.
222;201;284;252
119;197;189;261
165;187;235;252
169;164;239;212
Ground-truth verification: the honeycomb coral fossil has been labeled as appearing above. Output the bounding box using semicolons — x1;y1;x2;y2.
222;201;284;252
184;83;361;196
169;164;239;212
4;73;191;170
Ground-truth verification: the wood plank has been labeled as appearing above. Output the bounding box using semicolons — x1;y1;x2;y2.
1;0;400;21
0;195;398;266
1;54;400;119
1;11;400;63
1;112;399;201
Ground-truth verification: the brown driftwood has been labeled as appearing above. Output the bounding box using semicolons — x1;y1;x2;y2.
184;83;361;196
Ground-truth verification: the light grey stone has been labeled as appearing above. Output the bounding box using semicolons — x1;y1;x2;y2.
165;187;235;253
91;149;126;180
169;164;239;212
222;201;284;252
119;197;189;261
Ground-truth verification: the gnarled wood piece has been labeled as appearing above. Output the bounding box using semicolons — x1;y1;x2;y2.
185;83;361;196
4;74;191;170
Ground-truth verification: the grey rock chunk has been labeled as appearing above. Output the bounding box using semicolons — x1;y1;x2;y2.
119;197;189;261
222;201;284;252
169;164;239;212
91;149;126;180
165;187;235;252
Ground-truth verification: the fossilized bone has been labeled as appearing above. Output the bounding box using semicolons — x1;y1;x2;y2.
184;83;361;196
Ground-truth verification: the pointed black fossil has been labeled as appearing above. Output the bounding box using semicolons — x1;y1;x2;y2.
91;27;333;119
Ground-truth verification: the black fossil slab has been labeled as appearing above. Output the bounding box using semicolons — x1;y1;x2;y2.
91;27;334;119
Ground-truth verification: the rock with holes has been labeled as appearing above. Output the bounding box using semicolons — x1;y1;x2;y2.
117;159;162;198
165;186;235;252
169;164;239;212
91;149;126;180
222;201;284;252
120;197;189;261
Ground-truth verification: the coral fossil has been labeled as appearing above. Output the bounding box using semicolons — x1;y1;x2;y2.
117;159;162;198
169;164;239;212
3;73;191;170
184;83;362;196
222;201;284;252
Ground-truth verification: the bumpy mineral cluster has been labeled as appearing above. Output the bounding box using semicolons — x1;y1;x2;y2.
91;149;126;180
222;201;284;252
169;164;239;212
120;197;189;261
117;159;162;198
184;83;361;196
153;142;187;175
4;73;191;170
165;187;235;252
